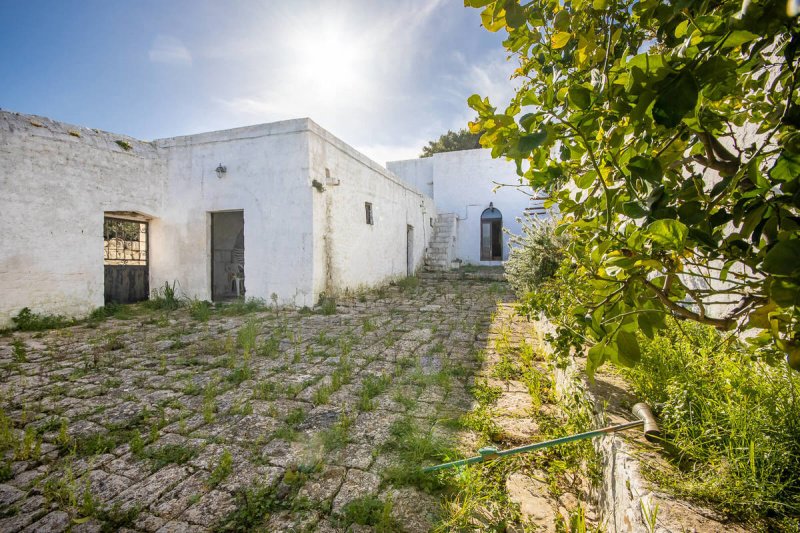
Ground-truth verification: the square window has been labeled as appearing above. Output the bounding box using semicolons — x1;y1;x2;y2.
365;202;374;225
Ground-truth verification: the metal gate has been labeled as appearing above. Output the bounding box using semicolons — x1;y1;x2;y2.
104;217;149;304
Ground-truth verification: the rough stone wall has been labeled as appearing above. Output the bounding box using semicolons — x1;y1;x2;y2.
0;111;166;327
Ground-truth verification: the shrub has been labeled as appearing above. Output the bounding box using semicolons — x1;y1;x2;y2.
11;307;72;331
621;319;800;526
504;217;569;296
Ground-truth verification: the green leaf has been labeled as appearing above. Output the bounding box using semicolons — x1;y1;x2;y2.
638;313;655;339
627;155;663;182
586;340;609;379
623;201;649;218
719;30;760;49
677;201;705;225
574;171;596;189
614;331;641;367
504;1;527;28
652;72;698;128
763;240;800;276
568;85;592;110
644;219;689;249
769;151;800;181
551;32;571;49
518;129;548;154
769;278;800;307
519;113;537;132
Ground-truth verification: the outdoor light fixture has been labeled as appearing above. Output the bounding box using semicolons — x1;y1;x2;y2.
215;163;227;179
489;201;495;211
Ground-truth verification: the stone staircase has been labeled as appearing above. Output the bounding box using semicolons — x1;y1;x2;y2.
424;213;458;271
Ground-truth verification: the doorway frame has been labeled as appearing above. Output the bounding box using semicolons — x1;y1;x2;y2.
209;209;245;302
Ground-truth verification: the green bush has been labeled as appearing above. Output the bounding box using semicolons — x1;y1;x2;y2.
11;307;73;331
621;320;800;526
504;217;569;296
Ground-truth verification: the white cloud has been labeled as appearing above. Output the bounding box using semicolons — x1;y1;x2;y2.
149;35;192;66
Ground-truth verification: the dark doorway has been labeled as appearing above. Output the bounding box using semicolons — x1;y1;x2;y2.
480;205;503;261
211;211;245;301
406;225;414;276
104;216;149;304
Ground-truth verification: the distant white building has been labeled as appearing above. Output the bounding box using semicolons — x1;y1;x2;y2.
0;110;539;327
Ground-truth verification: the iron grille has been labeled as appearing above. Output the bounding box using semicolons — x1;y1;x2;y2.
104;218;148;266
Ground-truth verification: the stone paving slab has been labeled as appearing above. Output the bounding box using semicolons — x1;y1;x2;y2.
0;275;511;531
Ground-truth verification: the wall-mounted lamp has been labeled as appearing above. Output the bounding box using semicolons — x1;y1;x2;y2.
215;163;227;179
489;201;495;211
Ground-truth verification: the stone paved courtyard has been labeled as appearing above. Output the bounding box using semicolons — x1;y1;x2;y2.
0;274;512;532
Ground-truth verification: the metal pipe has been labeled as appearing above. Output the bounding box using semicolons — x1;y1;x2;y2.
423;403;660;473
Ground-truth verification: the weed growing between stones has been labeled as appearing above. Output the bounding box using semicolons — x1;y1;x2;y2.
337;495;398;531
188;299;213;322
357;375;391;412
380;416;454;493
318;295;337;316
215;465;314;532
208;449;233;488
319;413;354;452
11;340;26;363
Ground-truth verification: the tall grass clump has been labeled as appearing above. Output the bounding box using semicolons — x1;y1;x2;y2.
145;281;182;311
621;319;800;527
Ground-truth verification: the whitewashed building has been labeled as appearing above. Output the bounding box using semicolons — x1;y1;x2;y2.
0;110;536;327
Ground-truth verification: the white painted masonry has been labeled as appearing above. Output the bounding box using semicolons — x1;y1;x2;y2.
0;112;433;327
0;110;535;327
388;149;533;265
0;113;166;327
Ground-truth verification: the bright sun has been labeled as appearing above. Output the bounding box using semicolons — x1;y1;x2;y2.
287;24;371;103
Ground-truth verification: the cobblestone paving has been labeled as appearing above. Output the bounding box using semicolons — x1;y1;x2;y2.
0;274;511;532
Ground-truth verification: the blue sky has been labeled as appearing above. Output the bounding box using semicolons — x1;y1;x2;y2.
0;0;514;164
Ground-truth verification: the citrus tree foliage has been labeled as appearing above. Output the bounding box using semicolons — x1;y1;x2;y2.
466;0;800;373
420;128;482;157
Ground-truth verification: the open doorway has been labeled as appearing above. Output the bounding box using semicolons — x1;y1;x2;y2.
211;211;245;301
104;214;149;304
406;225;414;276
480;205;503;261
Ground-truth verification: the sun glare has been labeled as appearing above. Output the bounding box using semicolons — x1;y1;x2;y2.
288;24;371;103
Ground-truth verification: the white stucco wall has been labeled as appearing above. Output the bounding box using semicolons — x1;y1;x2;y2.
0;111;167;327
308;121;434;296
154;119;316;307
388;149;534;265
0;112;437;326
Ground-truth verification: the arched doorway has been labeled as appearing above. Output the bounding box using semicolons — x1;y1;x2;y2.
480;204;503;261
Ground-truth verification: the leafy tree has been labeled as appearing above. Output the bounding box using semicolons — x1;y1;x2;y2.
420;128;482;157
466;0;800;374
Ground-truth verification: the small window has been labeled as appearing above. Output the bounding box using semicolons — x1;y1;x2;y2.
365;202;374;225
